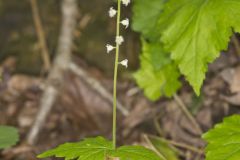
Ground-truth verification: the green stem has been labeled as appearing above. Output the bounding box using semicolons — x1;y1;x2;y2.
112;0;121;149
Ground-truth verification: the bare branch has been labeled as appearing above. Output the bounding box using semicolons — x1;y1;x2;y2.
27;0;78;145
69;63;129;116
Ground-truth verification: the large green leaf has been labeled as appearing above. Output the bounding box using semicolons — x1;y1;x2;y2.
132;0;181;100
203;115;240;160
159;0;240;94
38;136;163;160
38;137;113;160
132;0;165;41
0;126;19;149
134;40;181;100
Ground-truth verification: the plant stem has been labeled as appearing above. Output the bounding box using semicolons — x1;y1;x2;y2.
112;0;121;149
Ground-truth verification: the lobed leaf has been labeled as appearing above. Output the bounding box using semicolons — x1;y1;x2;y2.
38;136;164;160
132;0;181;100
159;0;240;94
0;126;19;149
134;40;181;100
203;115;240;160
37;136;113;160
132;0;165;41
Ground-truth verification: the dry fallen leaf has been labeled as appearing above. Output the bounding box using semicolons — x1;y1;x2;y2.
220;66;240;93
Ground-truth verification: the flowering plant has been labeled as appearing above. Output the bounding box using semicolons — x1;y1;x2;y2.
37;0;162;160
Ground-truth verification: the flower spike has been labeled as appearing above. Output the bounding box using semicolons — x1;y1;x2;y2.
110;0;129;149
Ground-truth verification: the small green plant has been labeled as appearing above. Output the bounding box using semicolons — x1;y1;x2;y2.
38;0;162;159
133;0;240;99
132;0;181;101
203;115;240;160
37;0;240;159
132;0;240;159
0;126;19;149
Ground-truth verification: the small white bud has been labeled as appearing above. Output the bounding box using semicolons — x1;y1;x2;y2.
122;0;131;6
106;44;115;53
120;18;129;29
109;7;117;17
119;59;128;68
115;36;124;45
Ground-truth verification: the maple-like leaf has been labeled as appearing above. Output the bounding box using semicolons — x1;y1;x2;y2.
0;126;19;149
37;137;113;160
134;40;181;100
203;115;240;160
132;0;165;41
132;0;181;100
38;136;163;160
159;0;240;94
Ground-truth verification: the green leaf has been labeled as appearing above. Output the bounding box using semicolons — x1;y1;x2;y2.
132;0;165;41
37;136;113;160
134;40;181;100
132;0;181;100
159;0;240;94
203;115;240;160
38;136;163;160
112;145;163;160
148;136;179;160
0;126;19;149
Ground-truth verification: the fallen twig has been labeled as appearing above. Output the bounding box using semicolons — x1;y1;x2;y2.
167;139;204;155
173;94;203;135
146;134;204;155
27;0;78;145
68;63;129;116
143;134;167;160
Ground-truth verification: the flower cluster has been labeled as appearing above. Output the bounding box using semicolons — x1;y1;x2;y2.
106;0;130;68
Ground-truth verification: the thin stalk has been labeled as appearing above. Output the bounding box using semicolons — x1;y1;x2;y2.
112;0;121;149
30;0;51;72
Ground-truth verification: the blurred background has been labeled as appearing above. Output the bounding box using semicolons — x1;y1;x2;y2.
1;0;240;160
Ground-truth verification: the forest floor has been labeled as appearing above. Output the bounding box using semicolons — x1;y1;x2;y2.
1;37;240;160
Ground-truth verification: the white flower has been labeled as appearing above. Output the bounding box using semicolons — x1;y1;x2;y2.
120;18;129;29
106;44;115;53
115;36;124;45
122;0;131;6
109;7;117;17
119;59;128;68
